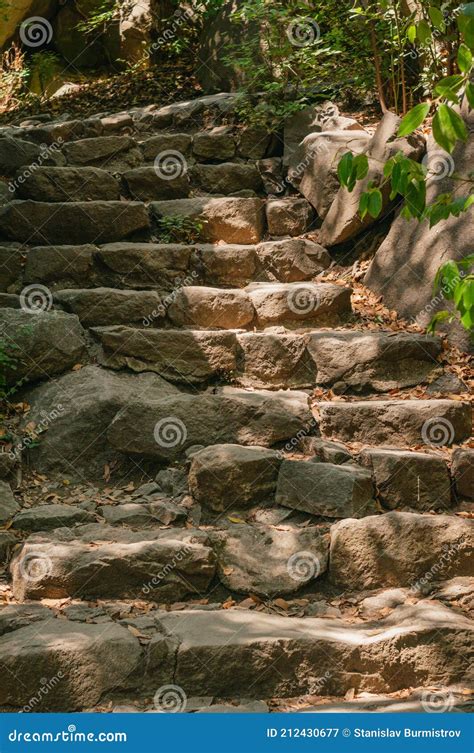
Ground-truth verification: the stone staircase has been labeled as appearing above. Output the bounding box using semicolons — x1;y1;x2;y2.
0;93;472;713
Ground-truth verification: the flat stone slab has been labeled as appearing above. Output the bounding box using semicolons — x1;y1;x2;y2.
359;448;452;511
94;326;237;383
329;511;474;589
0;618;141;710
307;331;441;391
189;444;282;511
12;504;95;531
108;387;313;461
276;459;376;519
62;135;142;170
122;167;190;201
15;166;120;202
11;525;216;601
96;242;192;289
24;245;96;287
318;400;471;446
151;602;473;698
0;201;150;244
167;286;254;329
0;309;86;386
246;282;352;328
212;524;329;596
54;288;162;327
151;197;265;244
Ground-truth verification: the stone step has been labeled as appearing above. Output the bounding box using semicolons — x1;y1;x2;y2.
329;511;473;589
10;239;329;292
147;602;472;700
108;387;314;461
11;525;216;602
151;197;266;244
92;326;441;391
317;399;472;447
0;201;150;245
1;600;470;710
14;167;121;202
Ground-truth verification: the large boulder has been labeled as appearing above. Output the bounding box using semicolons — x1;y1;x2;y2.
189;444;282;511
53;5;105;68
15;166;120;202
108;387;313;461
318;112;424;245
365;120;474;349
62;136;142;170
212;524;329;597
329;511;474;589
0;309;86;386
21;365;179;476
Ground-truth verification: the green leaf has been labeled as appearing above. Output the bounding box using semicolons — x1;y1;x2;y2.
407;24;417;44
337;152;353;187
460;307;474;330
427;310;452;333
434;74;465;98
367;189;383;218
463;279;474;308
432;104;468;153
458;14;474;50
359;192;369;219
397;103;430;137
417;19;432;44
354;154;369;180
458;43;473;73
465;81;474;108
428;6;445;31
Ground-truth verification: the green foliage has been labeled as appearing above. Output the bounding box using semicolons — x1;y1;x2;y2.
76;0;119;35
156;215;205;244
427;256;474;334
30;51;60;96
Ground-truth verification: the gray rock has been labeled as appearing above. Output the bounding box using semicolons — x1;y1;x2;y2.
452;448;474;499
23;365;179;476
359;448;452;511
256;239;330;281
63;135;143;170
108;387;313;461
191;162;263;195
0;309;86;386
266;197;315;237
149;499;187;525
94;326;237;383
0;201;150;244
123;167;190;201
235;331;314;389
15;167;120;202
0;604;51;636
24;245;95;287
192;127;236;160
0;137;46;176
140;133;193;161
12;504;95;531
189;444;281;512
96;242;192;289
0;245;22;291
298;437;352;465
318;399;471;446
54;288;162;327
213;523;328;596
197;244;258;286
0;481;19;523
0;531;15;562
11;526;216;602
99;503;153;526
238;126;272;159
276;459;376;519
0;620;141;710
329;511;474;589
307;331;441;391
